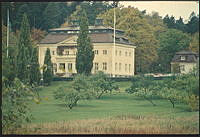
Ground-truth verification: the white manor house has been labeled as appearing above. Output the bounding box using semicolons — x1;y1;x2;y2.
38;19;136;77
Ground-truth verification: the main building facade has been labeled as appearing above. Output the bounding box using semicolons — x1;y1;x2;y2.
38;19;136;77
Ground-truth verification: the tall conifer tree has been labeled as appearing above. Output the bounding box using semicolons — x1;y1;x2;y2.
16;13;32;83
43;48;53;85
76;10;94;75
30;47;41;85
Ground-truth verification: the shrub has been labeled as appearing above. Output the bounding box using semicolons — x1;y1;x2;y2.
126;75;158;106
54;74;94;109
89;71;118;99
156;72;199;111
2;77;39;134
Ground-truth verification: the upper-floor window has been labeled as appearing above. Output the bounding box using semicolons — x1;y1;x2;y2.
103;62;107;70
180;56;186;61
125;51;127;56
129;52;131;56
103;50;107;55
65;51;69;55
115;50;117;56
125;64;127;72
115;37;120;41
52;51;55;55
94;50;98;55
129;64;131;73
119;51;122;56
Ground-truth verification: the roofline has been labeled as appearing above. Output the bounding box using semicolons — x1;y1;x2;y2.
49;26;124;32
171;61;197;63
38;41;135;46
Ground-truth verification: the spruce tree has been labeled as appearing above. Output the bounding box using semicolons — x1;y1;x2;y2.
76;10;94;75
30;47;41;86
16;13;32;83
43;48;53;85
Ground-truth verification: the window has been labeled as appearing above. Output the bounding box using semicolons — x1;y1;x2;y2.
94;50;98;55
180;65;185;71
103;62;107;70
125;51;127;56
125;64;127;72
53;63;57;72
59;63;65;72
180;56;186;61
115;50;117;56
119;51;121;56
94;63;99;71
52;51;55;55
119;63;121;71
103;50;107;55
115;63;117;71
65;51;69;55
115;37;120;41
129;52;131;56
68;63;72;72
129;64;131;73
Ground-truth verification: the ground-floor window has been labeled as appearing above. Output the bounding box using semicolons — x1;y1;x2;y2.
53;63;57;72
129;64;131;73
94;50;98;55
59;63;65;72
125;64;127;72
68;63;73;72
103;62;107;70
119;63;121;71
94;62;99;71
180;65;185;71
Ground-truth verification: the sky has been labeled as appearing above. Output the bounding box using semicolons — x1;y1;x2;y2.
119;1;199;22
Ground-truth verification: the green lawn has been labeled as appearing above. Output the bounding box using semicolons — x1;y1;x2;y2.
29;81;198;125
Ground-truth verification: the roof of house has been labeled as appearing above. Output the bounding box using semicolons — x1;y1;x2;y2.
40;34;73;44
49;25;124;32
175;51;198;55
171;50;199;63
39;33;134;46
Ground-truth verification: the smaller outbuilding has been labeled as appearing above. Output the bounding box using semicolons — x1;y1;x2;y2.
171;50;199;74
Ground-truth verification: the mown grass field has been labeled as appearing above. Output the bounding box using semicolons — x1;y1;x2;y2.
18;81;199;134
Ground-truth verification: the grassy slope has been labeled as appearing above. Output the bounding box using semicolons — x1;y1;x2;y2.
24;81;199;134
29;81;198;122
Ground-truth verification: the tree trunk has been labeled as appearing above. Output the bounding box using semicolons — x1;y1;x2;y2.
169;99;175;108
144;96;156;106
68;104;73;109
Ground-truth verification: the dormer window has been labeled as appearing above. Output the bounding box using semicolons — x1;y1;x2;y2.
180;56;186;61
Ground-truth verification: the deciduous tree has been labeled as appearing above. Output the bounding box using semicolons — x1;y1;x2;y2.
157;29;191;72
189;32;199;54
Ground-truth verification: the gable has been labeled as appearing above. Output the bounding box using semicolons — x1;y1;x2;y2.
58;35;78;45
